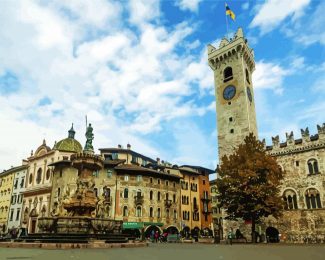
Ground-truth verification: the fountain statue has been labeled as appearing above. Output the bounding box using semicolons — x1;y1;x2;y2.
37;123;123;239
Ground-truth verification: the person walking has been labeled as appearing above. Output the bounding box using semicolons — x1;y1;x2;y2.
227;228;233;245
154;231;159;243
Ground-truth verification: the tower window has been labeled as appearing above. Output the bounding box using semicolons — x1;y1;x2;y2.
230;129;234;133
229;117;233;122
223;67;233;82
246;69;250;84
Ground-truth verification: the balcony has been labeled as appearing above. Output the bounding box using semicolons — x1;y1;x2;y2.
134;195;144;205
164;199;172;208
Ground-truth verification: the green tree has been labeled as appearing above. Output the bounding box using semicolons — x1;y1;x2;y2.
216;133;284;243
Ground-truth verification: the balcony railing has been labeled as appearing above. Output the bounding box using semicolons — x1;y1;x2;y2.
134;195;144;205
164;199;172;208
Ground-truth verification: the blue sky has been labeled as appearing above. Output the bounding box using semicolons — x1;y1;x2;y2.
0;0;324;177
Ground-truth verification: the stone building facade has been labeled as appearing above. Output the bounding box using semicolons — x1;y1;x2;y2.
263;125;325;242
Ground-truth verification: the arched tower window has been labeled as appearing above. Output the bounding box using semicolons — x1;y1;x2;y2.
305;188;322;209
282;189;298;210
124;188;128;198
150;190;153;200
149;207;153;217
245;68;250;84
307;159;319;175
223;67;233;82
123;206;128;217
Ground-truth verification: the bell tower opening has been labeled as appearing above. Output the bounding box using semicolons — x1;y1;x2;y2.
207;28;258;161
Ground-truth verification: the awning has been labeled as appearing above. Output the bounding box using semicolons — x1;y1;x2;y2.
122;222;144;229
122;222;164;229
143;222;164;227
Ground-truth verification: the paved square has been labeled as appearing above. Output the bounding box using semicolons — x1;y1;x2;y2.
1;243;325;260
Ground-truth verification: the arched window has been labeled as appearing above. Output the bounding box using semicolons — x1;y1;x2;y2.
173;209;177;219
223;67;233;82
149;207;153;217
29;173;33;184
158;192;161;201
136;206;142;217
245;68;250;84
123;206;128;217
46;169;51;180
307;159;319;175
150;190;153;200
124;188;128;198
57;188;61;198
36;168;42;184
305;188;322;209
166;209;170;218
173;194;176;203
94;188;98;197
166;192;169;200
157;208;161;218
282;189;298;210
136;189;142;197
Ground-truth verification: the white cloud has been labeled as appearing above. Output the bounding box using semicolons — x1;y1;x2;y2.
0;0;215;170
250;0;311;34
242;2;250;11
253;61;289;94
176;0;202;12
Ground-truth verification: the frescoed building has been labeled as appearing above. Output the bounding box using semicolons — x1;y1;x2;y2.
7;164;28;231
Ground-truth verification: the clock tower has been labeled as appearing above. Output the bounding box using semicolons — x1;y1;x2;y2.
208;28;258;160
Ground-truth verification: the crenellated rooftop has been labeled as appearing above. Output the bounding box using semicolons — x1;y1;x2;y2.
264;123;325;156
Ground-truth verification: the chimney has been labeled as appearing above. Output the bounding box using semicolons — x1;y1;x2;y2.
156;158;160;164
118;144;122;148
127;143;131;150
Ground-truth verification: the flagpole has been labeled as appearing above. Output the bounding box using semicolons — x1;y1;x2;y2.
225;3;229;39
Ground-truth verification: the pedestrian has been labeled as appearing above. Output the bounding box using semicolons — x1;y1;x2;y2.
227;228;233;245
151;230;155;242
154;231;159;243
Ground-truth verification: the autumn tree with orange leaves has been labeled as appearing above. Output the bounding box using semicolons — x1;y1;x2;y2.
216;133;284;243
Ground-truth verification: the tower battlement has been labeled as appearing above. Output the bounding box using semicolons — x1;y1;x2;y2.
265;123;325;155
208;28;255;73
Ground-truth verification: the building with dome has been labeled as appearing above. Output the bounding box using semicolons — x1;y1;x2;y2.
21;125;82;233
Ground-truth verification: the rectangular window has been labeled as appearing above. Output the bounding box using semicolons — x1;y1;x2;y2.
107;170;113;178
203;180;205;185
112;153;118;160
124;175;129;181
295;161;299;167
137;175;142;182
10;209;14;221
229;117;233;122
20;178;25;188
16;209;20;221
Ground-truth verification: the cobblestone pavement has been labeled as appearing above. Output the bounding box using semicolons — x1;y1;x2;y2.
0;243;325;260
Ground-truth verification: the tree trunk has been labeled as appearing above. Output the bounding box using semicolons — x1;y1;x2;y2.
251;217;256;243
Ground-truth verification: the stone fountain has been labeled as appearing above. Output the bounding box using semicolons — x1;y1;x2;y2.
35;124;125;242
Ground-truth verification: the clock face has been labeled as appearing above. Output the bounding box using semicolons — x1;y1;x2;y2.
223;85;236;100
247;87;252;102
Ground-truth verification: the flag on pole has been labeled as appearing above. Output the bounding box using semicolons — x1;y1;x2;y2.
225;3;236;21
